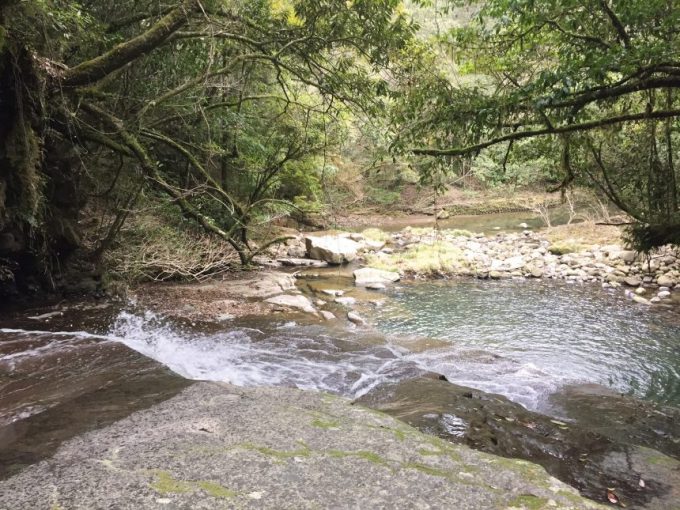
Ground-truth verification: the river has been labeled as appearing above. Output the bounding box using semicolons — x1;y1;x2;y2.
2;267;680;505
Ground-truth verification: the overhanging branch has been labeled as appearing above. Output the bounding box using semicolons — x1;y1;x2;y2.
411;109;680;157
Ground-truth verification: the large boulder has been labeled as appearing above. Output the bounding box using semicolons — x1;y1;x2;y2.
353;267;401;286
305;236;361;264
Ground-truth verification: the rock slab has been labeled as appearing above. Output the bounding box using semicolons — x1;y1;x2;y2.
0;383;605;510
353;267;401;286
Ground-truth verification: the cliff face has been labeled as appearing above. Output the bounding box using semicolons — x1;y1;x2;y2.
0;19;94;300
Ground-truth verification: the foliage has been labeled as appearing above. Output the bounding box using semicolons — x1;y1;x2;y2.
0;0;418;288
392;0;680;249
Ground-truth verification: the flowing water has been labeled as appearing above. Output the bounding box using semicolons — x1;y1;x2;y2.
2;278;679;429
104;279;680;411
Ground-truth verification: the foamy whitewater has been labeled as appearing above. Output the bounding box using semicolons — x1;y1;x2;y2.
101;309;570;409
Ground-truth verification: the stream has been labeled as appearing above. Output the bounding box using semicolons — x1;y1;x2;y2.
2;274;680;505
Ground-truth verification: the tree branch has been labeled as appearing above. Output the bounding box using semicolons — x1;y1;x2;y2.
62;0;194;87
411;108;680;157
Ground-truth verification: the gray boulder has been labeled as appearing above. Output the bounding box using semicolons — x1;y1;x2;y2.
657;274;676;287
305;236;361;264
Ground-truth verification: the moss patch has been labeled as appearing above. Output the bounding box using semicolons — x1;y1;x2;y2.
311;418;341;429
150;471;236;499
361;228;391;243
327;449;392;468
506;494;550;509
548;240;585;255
150;471;193;494
197;481;236;499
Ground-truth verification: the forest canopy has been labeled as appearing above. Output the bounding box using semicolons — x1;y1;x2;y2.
393;0;680;249
0;0;679;295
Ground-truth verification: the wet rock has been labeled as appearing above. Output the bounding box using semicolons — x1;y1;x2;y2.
353;267;400;286
321;289;344;297
277;258;329;268
264;294;317;314
658;290;671;299
360;378;679;509
334;296;357;306
347;311;366;325
365;282;386;291
27;311;63;320
635;287;647;295
305;235;361;264
320;310;336;321
529;267;544;278
632;295;651;305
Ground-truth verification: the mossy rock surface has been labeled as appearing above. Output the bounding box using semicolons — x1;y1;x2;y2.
0;382;606;509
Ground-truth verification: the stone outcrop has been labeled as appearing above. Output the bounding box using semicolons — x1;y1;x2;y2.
0;382;605;509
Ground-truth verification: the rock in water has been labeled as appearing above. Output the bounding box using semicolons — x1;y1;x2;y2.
335;296;357;306
529;267;544;278
632;295;651;305
353;267;400;286
264;294;317;314
365;282;386;291
305;236;361;264
320;310;336;321
347;311;366;325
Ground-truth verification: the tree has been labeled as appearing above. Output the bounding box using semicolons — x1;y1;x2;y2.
0;0;414;293
392;0;680;249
